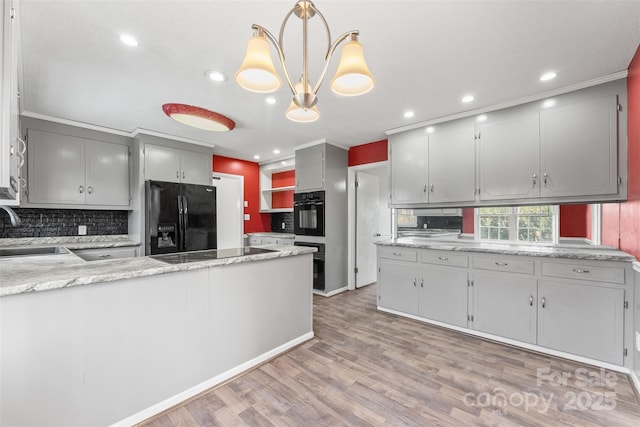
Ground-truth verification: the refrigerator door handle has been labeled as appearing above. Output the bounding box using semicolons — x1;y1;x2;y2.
177;195;185;251
181;195;189;251
183;196;189;228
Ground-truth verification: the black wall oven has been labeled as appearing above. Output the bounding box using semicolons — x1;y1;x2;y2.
293;190;325;236
294;241;325;291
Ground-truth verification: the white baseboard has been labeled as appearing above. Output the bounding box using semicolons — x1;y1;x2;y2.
313;286;348;298
630;371;640;397
111;331;314;427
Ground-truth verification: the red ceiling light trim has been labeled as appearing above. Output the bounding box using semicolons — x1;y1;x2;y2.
162;103;236;132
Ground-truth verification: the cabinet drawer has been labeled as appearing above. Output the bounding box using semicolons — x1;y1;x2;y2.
541;262;625;284
421;251;468;267
378;246;418;262
473;256;534;274
73;247;137;261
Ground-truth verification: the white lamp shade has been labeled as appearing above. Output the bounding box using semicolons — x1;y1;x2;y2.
286;101;320;123
235;35;281;93
330;39;375;96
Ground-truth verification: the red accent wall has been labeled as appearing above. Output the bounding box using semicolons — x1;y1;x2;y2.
462;208;475;234
559;205;588;237
601;44;640;257
348;139;388;166
212;155;271;233
271;170;295;209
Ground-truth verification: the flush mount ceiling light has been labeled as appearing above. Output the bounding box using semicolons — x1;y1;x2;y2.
235;0;375;123
162;103;235;132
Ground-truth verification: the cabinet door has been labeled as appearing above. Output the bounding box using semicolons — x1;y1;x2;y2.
537;280;624;365
144;144;181;183
27;130;85;204
419;264;468;327
427;124;476;203
295;145;324;192
473;271;537;344
180;150;212;186
377;259;419;315
479;113;539;200
540;96;618;198
85;140;129;206
389;131;428;204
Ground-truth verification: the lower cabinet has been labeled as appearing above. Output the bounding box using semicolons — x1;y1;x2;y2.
537;279;624;365
377;246;630;367
473;271;537;344
248;235;294;246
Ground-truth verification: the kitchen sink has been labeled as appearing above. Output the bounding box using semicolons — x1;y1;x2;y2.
0;246;69;257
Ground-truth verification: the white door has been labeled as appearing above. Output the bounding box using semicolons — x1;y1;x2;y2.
211;173;244;249
355;170;379;288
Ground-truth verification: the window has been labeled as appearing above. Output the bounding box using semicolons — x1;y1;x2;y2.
396;209;417;227
476;206;558;243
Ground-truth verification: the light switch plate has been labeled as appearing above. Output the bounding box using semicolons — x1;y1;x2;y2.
244;214;250;221
78;225;87;235
244;201;248;208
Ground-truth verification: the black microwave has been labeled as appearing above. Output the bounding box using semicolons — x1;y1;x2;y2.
293;191;325;236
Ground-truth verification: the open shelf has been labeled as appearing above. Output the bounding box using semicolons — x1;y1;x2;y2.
261;185;295;193
259;208;294;213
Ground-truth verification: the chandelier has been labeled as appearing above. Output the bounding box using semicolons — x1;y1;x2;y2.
235;0;375;123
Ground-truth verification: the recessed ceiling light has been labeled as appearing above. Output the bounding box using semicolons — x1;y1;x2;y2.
281;161;287;165
266;97;277;105
273;149;280;154
462;95;474;103
403;111;414;119
253;155;260;160
540;72;557;82
426;126;435;134
477;115;487;122
205;70;227;82
543;99;556;109
119;34;138;47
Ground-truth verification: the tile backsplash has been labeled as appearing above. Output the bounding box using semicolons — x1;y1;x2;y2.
270;212;293;233
416;215;463;230
0;208;128;238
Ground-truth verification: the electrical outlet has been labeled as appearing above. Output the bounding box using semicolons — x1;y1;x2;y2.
78;225;87;235
282;222;286;229
244;214;250;221
244;200;248;208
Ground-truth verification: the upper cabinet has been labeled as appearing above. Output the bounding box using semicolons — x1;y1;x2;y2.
144;143;211;186
390;121;475;205
389;80;626;208
0;0;22;205
24;129;130;208
295;144;325;192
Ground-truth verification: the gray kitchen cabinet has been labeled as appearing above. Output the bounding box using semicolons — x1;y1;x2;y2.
377;258;420;315
537;279;624;365
0;0;21;205
478;112;540;201
294;144;324;192
427;123;476;204
540;95;619;198
248;235;262;246
144;144;211;186
419;263;468;327
389;129;428;204
26;129;130;207
473;270;537;344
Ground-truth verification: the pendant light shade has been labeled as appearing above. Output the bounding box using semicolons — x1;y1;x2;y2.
286;79;320;122
330;37;375;97
235;34;282;93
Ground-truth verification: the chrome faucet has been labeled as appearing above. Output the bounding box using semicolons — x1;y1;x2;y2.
0;206;21;226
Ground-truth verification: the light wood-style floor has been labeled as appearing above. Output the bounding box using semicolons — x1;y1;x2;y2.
140;284;640;426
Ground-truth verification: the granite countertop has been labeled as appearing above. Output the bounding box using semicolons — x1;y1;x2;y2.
0;235;140;250
0;244;316;298
377;237;636;262
247;232;295;239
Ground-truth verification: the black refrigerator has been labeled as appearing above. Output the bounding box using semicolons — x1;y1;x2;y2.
145;180;217;255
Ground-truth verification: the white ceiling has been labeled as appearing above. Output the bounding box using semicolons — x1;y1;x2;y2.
19;0;640;162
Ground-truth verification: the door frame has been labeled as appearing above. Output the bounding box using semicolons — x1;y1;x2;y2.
347;160;389;291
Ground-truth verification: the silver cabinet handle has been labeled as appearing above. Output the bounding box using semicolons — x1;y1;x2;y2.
529;295;534;306
543;172;548;185
393;252;402;257
495;262;508;266
15;138;26;168
430;184;434;193
182;171;186;179
19;177;27;188
413;278;417;287
98;254;112;258
176;171;180;179
541;297;546;308
87;186;93;194
423;184;427;193
532;174;537;186
438;256;449;261
572;268;590;274
420;278;424;288
79;185;84;194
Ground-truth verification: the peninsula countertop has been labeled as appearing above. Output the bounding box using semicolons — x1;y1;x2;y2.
376;237;636;262
0;245;316;297
0;235;140;250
